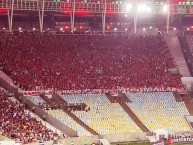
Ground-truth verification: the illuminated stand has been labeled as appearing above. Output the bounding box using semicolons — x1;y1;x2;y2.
1;0;189;33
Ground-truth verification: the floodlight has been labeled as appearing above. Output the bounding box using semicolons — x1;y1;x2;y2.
163;5;168;13
137;4;151;13
126;3;132;12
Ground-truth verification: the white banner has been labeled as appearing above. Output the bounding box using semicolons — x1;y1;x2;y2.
21;86;187;96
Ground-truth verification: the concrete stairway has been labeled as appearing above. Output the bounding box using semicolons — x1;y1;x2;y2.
172;91;182;102
105;92;131;103
105;93;149;132
165;36;191;77
182;93;193;115
0;135;12;141
40;94;99;135
185;102;193;115
120;103;150;132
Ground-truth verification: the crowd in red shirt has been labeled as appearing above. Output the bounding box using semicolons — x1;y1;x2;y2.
0;89;56;144
0;34;183;91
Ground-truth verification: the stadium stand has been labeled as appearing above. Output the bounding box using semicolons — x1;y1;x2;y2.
0;34;184;91
0;89;56;144
62;94;142;134
26;96;46;106
126;92;192;132
47;109;92;136
28;111;63;135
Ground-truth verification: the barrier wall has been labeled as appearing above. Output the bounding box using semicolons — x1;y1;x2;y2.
0;133;147;145
41;133;147;145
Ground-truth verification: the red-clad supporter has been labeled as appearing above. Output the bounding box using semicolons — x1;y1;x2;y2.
0;34;183;91
0;89;56;144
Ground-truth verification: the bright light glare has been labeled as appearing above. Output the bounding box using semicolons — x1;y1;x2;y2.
137;4;151;13
163;5;168;13
114;28;117;31
173;28;176;31
126;3;132;12
60;28;63;31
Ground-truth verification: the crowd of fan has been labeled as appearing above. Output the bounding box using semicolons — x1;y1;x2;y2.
0;89;56;144
0;34;184;91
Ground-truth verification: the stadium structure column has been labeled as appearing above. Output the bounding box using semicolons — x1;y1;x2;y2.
102;0;106;34
133;0;137;34
70;0;75;33
7;0;14;32
38;0;45;33
166;0;170;34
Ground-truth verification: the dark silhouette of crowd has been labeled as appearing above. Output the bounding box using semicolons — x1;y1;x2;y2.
0;89;56;144
0;34;183;91
178;36;193;76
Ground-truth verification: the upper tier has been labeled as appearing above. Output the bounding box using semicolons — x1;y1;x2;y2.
0;34;183;91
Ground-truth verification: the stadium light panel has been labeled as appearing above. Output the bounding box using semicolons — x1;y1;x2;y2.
163;5;168;13
137;4;151;13
53;0;60;3
114;28;117;31
126;3;132;12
